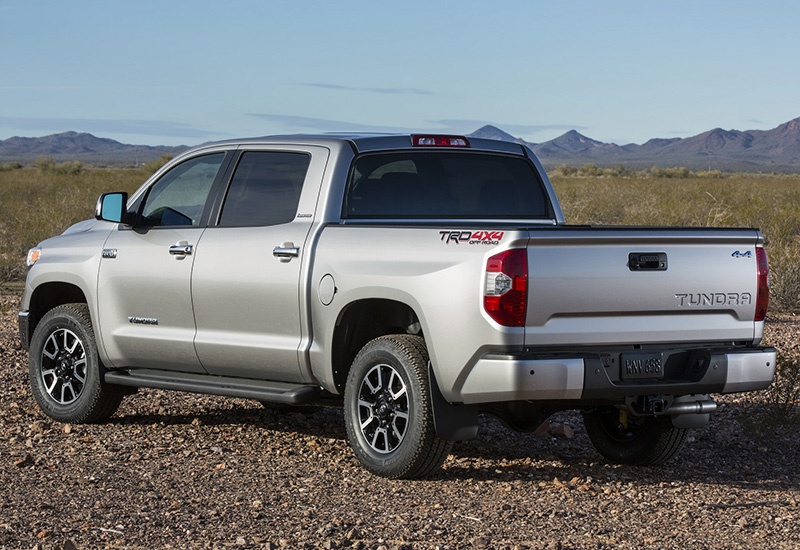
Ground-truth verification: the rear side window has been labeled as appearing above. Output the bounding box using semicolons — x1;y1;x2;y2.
344;152;549;219
219;151;310;227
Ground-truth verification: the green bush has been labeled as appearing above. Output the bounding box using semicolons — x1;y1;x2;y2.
33;155;56;171
0;161;22;171
54;160;85;175
143;154;173;175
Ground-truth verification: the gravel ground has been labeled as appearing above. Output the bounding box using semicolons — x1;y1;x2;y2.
2;288;799;550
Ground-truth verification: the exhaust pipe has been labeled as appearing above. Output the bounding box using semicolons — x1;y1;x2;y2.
663;398;717;415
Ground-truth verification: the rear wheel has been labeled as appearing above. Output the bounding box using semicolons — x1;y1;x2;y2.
582;407;687;465
28;304;124;423
344;335;452;479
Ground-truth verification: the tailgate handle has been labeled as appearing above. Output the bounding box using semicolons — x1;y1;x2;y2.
629;252;667;271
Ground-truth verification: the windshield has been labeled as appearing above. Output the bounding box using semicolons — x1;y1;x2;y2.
344;151;551;220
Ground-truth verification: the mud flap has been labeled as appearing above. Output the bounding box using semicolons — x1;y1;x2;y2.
429;365;478;441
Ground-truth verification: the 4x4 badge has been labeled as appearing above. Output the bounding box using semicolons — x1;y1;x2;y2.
102;248;117;259
731;250;752;258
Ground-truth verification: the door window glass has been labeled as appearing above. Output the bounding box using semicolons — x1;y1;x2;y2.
140;153;225;227
219;152;310;227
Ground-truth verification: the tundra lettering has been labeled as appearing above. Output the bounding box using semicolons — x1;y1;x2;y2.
675;292;753;307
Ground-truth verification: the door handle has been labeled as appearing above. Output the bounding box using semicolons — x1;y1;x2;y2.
169;244;193;256
273;246;300;259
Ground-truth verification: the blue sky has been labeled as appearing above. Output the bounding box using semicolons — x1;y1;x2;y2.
1;0;798;147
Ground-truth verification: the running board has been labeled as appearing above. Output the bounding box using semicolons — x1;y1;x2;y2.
105;368;320;404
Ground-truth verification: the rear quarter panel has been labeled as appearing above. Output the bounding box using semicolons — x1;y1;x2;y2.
308;226;529;401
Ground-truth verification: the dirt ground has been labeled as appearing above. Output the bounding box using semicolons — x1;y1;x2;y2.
1;288;799;550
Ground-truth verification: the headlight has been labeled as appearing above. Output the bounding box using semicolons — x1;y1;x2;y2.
26;247;41;267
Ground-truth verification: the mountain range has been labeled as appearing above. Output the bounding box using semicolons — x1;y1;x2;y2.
469;117;800;172
1;117;800;172
0;131;186;165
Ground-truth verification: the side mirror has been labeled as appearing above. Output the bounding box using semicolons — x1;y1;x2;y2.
95;192;130;224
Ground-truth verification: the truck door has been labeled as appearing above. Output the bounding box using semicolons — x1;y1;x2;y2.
96;152;228;372
191;146;329;382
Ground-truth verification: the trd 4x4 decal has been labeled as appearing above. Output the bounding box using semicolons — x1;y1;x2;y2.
439;230;504;245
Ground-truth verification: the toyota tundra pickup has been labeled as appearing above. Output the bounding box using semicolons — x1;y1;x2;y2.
18;133;775;478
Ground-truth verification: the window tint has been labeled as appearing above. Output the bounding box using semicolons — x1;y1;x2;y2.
140;153;224;227
219;151;310;227
345;152;549;219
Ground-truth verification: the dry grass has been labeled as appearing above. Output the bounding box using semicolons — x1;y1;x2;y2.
0;167;144;283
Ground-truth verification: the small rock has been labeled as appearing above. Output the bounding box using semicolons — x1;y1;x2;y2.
534;420;552;437
236;536;247;545
549;423;575;439
14;454;34;468
471;536;491;549
62;541;79;550
738;517;749;528
63;424;72;434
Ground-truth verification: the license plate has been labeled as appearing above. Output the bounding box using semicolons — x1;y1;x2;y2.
621;352;664;380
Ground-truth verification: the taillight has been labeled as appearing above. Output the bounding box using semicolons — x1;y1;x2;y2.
411;135;470;147
484;249;527;327
755;246;769;322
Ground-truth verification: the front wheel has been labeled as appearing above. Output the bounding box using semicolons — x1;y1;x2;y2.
343;335;452;479
582;407;687;465
28;303;124;423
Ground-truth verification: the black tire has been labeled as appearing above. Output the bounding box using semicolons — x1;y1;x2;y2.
582;407;687;465
28;303;124;423
344;335;452;479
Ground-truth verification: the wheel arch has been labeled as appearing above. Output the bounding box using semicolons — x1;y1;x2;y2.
330;298;422;394
328;298;479;442
25;282;88;348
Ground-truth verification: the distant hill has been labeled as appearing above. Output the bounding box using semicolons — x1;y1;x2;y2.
0;131;187;164
470;117;800;172
4;118;800;172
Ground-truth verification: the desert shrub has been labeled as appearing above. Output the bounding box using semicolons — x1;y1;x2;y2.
553;164;578;176
54;160;85;175
33;155;56;171
645;166;694;178
0;161;22;171
143;154;173;175
579;163;603;177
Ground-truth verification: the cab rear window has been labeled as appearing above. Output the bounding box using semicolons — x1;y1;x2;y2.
343;151;550;220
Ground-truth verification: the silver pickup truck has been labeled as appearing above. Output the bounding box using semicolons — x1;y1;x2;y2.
18;133;775;478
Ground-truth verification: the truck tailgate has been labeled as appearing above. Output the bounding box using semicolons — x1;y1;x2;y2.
524;227;764;346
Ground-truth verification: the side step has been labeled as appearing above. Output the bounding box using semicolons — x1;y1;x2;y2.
105;368;320;405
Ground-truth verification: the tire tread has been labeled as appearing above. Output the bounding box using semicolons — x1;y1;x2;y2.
344;334;452;479
29;303;124;424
